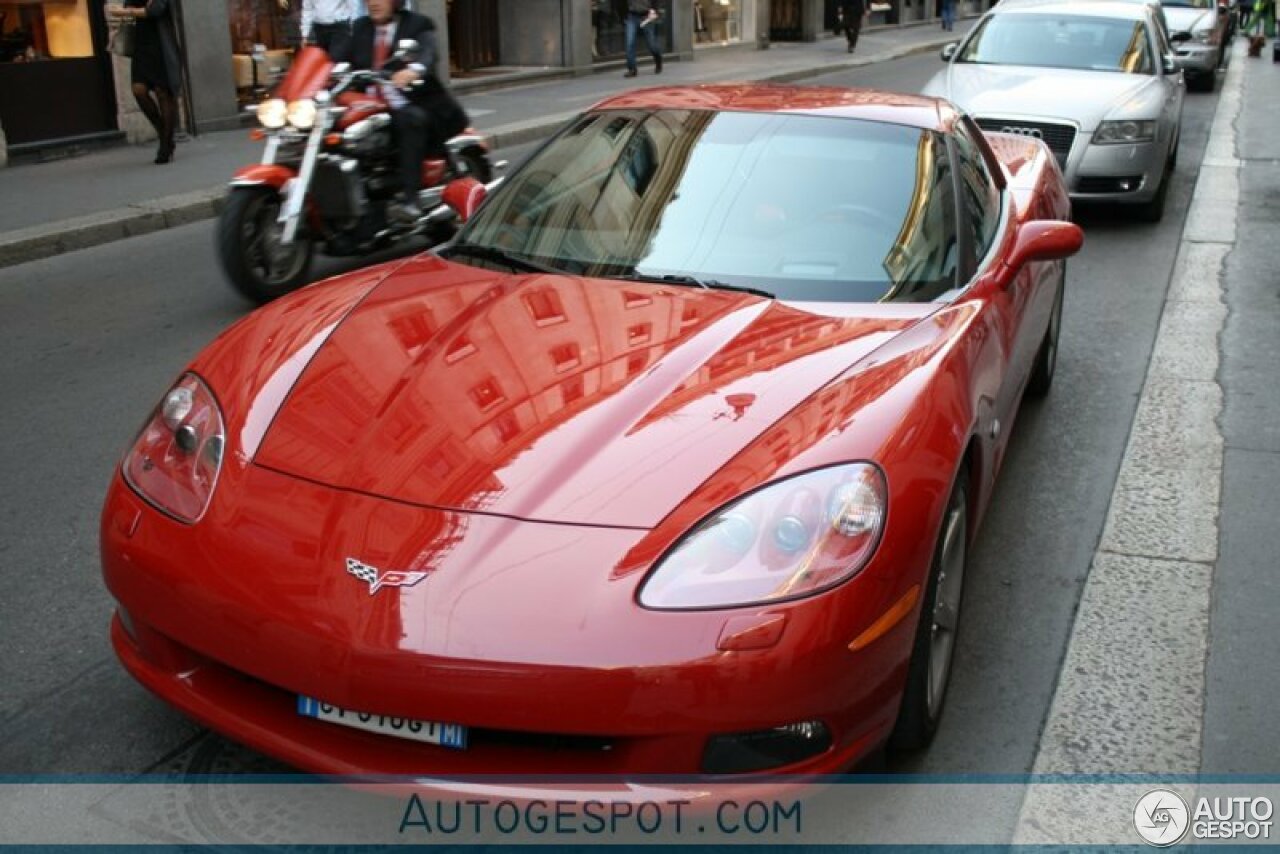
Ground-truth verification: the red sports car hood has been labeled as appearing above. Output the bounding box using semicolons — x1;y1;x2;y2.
254;254;932;528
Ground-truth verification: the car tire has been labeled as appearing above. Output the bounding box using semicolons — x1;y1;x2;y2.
217;187;314;305
1134;150;1172;223
1190;69;1216;93
889;469;969;752
1026;268;1064;398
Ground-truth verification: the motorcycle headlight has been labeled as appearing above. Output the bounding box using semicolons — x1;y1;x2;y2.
256;98;287;130
287;98;317;130
638;463;888;610
1093;119;1156;144
122;373;226;523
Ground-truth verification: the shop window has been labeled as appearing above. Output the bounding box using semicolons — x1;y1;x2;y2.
227;0;301;105
1;0;94;61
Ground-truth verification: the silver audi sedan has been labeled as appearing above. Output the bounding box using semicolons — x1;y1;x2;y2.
923;0;1185;220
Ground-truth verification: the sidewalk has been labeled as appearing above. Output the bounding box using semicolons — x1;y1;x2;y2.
0;22;970;269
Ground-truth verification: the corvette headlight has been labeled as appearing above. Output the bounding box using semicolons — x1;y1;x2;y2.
123;373;226;523
1093;120;1156;144
638;463;887;609
256;98;287;130
286;98;317;130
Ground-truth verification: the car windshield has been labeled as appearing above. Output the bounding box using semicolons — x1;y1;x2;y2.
958;13;1153;73
452;109;962;303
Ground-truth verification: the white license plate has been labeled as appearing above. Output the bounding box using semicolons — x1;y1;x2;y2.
297;695;468;749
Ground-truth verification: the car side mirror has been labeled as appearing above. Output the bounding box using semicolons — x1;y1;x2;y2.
1006;220;1084;271
940;41;959;61
442;177;486;222
1162;54;1178;75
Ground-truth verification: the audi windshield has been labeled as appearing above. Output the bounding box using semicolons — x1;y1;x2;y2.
958;13;1154;73
449;109;965;303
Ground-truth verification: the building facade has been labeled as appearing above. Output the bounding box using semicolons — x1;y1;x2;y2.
1;0;966;164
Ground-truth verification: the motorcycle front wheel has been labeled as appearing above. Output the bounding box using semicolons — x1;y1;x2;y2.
217;187;314;305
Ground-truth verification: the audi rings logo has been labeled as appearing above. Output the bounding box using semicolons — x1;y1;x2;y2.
1000;125;1044;139
1134;789;1190;847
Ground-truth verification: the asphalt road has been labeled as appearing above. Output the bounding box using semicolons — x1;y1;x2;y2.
0;51;1221;789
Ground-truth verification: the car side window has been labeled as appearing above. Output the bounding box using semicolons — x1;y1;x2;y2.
952;120;1002;272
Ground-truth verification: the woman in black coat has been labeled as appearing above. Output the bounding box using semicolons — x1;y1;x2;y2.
109;0;184;163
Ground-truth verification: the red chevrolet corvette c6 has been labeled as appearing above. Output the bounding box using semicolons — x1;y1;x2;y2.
101;84;1082;779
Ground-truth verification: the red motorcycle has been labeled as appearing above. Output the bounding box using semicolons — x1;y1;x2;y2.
218;45;499;304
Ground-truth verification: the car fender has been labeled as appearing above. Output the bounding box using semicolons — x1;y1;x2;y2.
230;163;296;190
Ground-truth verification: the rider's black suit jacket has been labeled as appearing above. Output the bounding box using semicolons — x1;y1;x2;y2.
336;11;468;142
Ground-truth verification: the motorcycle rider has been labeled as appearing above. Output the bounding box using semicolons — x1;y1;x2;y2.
334;0;469;223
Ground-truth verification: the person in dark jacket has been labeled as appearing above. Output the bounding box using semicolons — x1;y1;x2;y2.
108;0;184;164
836;0;868;52
623;0;663;78
334;0;469;220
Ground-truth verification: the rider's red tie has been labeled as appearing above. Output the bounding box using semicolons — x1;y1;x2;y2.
373;27;390;68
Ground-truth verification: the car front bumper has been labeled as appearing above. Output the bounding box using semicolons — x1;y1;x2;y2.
101;465;919;779
1175;42;1219;75
1065;136;1166;204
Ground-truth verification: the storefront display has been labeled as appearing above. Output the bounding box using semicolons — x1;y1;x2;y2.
227;0;300;105
0;0;116;147
695;0;754;46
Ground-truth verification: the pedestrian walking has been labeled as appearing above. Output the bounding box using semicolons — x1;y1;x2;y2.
623;0;663;78
941;0;956;31
107;0;184;164
302;0;354;57
836;0;868;52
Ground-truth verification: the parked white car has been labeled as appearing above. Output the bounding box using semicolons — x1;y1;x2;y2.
924;0;1185;220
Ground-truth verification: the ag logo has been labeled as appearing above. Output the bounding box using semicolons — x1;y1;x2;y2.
345;557;430;596
1134;789;1190;847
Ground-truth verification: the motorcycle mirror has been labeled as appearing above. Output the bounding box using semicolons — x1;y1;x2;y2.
396;38;420;58
331;61;350;75
442;177;486;223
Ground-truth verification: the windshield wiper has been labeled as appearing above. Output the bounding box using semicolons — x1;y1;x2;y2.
619;271;775;300
442;242;563;275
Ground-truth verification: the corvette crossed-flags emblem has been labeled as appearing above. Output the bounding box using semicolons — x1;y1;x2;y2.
345;557;431;596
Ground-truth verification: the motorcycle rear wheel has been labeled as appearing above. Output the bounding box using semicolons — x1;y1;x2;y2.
217;187;314;305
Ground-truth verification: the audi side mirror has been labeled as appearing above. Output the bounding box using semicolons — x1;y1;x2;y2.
1162;55;1178;75
940;41;959;61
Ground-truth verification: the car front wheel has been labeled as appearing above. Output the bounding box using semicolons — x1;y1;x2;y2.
889;470;969;751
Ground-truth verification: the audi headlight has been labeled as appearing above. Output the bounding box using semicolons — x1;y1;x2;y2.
123;373;226;523
638;464;887;609
1093;120;1156;144
1190;26;1215;43
286;98;317;130
256;98;287;130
